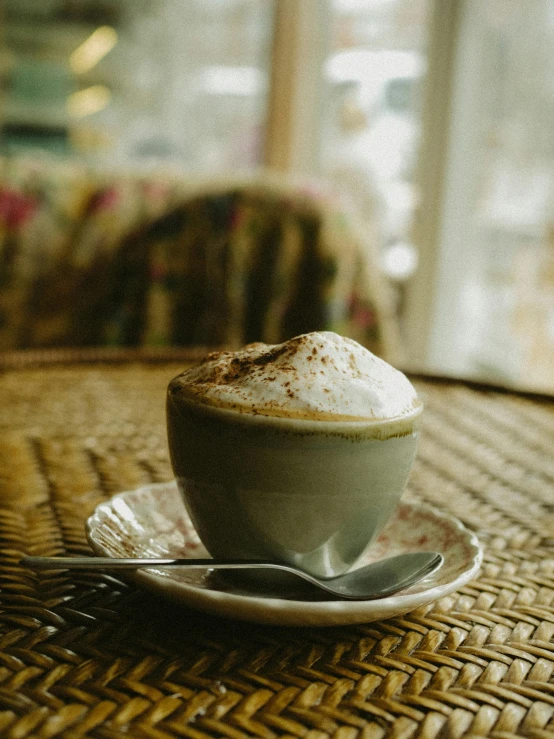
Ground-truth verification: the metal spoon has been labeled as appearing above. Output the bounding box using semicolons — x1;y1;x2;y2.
20;551;443;600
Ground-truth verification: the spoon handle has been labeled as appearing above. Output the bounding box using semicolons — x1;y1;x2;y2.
20;553;442;601
20;556;294;571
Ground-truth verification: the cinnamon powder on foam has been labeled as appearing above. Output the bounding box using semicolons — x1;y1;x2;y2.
169;332;420;422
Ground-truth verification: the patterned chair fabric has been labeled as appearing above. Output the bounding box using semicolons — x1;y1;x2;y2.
0;156;401;362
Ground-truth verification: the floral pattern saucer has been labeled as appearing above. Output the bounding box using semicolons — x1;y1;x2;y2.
86;481;483;627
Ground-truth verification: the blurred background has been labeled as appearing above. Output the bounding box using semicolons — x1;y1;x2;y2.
1;0;553;392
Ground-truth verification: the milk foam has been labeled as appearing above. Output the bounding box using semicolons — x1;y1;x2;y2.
170;332;419;421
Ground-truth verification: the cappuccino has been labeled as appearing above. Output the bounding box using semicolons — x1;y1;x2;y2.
169;331;419;424
167;332;422;578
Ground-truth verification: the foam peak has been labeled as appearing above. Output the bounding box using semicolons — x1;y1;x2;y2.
169;332;419;422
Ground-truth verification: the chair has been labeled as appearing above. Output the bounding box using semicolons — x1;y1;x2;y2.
0;160;401;363
101;175;401;362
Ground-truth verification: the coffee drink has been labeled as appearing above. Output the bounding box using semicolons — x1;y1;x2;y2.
167;332;422;578
169;331;418;423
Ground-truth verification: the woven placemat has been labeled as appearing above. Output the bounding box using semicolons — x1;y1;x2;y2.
0;351;553;738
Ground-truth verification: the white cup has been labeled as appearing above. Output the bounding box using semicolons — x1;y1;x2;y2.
167;386;422;579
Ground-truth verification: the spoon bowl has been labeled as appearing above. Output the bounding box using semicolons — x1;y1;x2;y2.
20;551;443;600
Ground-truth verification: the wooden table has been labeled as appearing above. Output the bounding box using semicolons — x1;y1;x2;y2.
0;348;552;738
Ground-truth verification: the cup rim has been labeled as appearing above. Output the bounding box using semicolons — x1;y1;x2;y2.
167;386;423;438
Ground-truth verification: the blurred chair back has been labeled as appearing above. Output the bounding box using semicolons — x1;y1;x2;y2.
0;159;401;362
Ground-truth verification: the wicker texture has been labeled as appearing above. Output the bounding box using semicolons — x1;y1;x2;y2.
0;349;553;738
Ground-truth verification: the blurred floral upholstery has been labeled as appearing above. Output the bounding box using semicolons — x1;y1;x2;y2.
0;155;401;362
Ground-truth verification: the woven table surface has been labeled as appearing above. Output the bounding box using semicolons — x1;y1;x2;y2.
0;348;552;739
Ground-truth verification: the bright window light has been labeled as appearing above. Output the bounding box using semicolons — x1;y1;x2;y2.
326;49;424;108
68;85;111;118
382;241;418;282
70;26;118;74
334;0;394;10
326;49;424;85
197;66;266;96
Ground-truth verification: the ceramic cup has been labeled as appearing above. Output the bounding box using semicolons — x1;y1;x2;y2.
166;380;422;579
167;387;422;579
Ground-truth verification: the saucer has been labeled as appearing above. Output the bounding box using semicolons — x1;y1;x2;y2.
86;481;483;627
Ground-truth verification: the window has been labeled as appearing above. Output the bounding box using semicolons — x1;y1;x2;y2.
2;0;552;391
419;0;554;391
1;0;274;170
